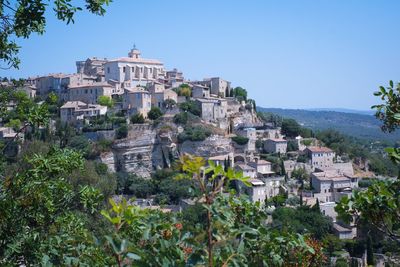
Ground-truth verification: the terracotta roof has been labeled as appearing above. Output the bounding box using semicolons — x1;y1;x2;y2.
307;146;333;153
61;101;87;109
107;57;163;65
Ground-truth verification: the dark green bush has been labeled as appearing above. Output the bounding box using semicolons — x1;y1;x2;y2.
177;126;212;143
116;124;128;139
231;136;249;145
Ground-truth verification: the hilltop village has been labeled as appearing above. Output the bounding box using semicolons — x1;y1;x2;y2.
2;47;362;242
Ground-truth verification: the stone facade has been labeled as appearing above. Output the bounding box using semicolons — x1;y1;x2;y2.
305;146;335;169
60;101;107;123
123;87;152;117
104;47;165;86
264;138;287;154
195;98;227;122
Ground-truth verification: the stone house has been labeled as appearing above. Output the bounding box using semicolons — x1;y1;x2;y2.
305;146;335;169
246;179;267;203
76;57;108;79
151;89;178;109
192;77;231;97
34;73;96;96
60;101;107;123
235;163;257;179
195;98;227;122
67;82;121;104
311;169;358;203
264;138;287;154
123;87;152;117
17;85;36;99
236;127;257;152
164;68;184;88
192;84;210;98
248;159;274;176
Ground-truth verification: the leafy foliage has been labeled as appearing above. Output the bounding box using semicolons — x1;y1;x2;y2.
179;100;201;117
231;135;249;145
177;126;212;143
0;0;111;69
97;95;114;108
148;107;163;120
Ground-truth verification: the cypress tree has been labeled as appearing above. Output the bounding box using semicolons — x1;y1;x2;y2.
366;234;375;265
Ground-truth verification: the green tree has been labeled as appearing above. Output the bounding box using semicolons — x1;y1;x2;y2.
233;86;247;101
97;95;114;108
281;118;302;138
148;107;163;120
0;0;111;69
115;124;128;139
0;148;107;265
366;234;375;265
130;113;145;124
337;81;400;243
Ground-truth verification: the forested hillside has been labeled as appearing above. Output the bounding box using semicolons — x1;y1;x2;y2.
257;107;400;143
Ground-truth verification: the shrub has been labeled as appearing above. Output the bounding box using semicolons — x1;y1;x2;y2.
177;126;212;143
148;107;163;120
97;95;114;108
131;113;145;124
231;136;249;145
174;112;188;125
116;124;128;139
179;101;201;117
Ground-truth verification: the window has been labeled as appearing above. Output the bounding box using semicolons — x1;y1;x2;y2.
132;67;135;72
123;67;126;73
107;67;110;73
85;89;88;94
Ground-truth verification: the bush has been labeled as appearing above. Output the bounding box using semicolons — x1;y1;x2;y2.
177;126;212;143
131;113;145;124
148;107;163;120
97;95;114;108
174;112;188;125
116;124;128;139
179;101;201;117
231;136;249;145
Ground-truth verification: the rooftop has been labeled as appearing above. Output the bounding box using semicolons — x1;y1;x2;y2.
307;146;334;153
61;101;87;109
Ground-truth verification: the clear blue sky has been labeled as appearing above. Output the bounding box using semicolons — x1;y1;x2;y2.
2;0;400;110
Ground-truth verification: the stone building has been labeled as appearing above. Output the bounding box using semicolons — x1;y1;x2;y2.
192;84;210;98
151;89;178;109
76;57;108;78
104;47;165;86
311;169;358;203
123;87;152;117
237;127;257;152
60;101;107;123
248;159;274;176
195;98;227;122
192;77;231;97
264;138;287;154
67;82;121;104
305;146;335;169
34;73;96;96
164;68;184;88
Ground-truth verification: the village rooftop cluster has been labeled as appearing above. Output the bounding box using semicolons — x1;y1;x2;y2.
2;47;361;241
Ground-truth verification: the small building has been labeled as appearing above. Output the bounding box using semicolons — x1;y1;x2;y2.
305;146;335;169
195;98;227;122
246;178;267;203
165;68;184;88
151;89;178;109
192;84;210;98
264;138;287;154
208;153;234;168
17;85;36;99
235;163;257;179
76;57;108;78
311;169;358;203
333;223;356;239
60;101;107;123
123;87;152;117
248;159;274;176
148;81;165;94
262;176;285;198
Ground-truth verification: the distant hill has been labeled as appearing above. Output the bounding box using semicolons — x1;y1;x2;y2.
257;107;400;143
305;108;374;116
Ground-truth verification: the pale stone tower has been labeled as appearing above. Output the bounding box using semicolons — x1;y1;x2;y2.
128;44;141;59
